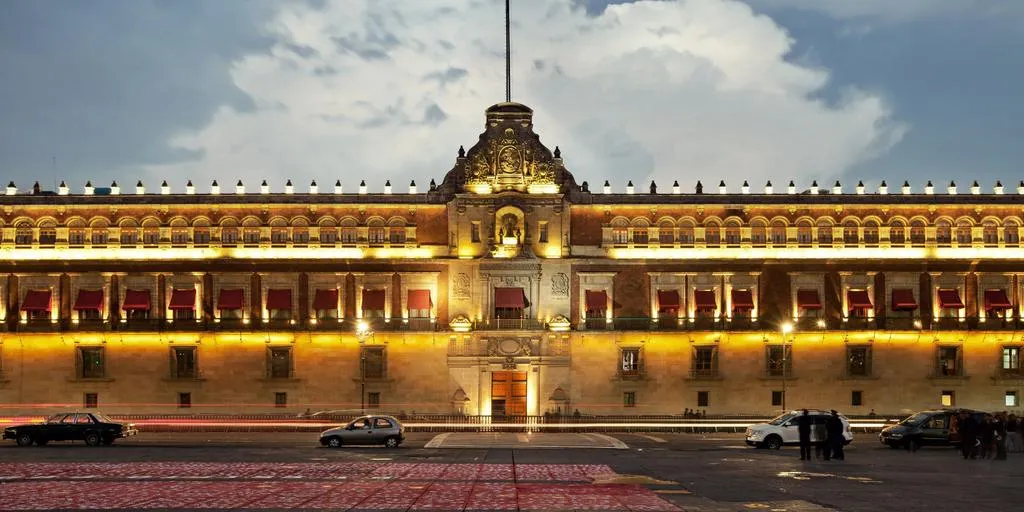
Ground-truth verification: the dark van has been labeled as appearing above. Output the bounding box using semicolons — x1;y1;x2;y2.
878;409;985;449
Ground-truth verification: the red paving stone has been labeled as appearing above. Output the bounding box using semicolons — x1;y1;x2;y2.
0;463;680;511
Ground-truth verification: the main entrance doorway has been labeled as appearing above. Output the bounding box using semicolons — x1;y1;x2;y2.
491;371;527;416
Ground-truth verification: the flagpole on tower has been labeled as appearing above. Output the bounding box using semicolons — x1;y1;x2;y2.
505;0;512;102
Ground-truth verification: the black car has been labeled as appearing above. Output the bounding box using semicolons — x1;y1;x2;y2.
879;409;985;449
3;412;138;446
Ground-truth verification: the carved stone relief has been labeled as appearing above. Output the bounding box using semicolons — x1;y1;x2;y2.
551;273;569;297
453;273;471;299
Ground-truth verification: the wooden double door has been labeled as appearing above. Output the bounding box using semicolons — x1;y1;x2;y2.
491;371;527;416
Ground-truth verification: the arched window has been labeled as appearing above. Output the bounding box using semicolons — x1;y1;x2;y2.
817;221;833;246
724;223;741;246
679;223;694;246
983;221;998;246
341;218;359;245
610;218;629;245
955;221;973;245
750;221;767;247
14;222;33;246
843;221;859;244
863;221;879;246
658;220;675;244
704;223;721;246
1005;221;1020;246
889;221;905;245
389;218;407;245
796;221;812;246
910;220;926;246
38;221;56;246
367;218;386;245
770;221;787;245
142;219;161;246
67;220;86;247
935;221;952;245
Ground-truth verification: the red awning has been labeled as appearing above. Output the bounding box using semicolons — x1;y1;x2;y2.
585;290;608;311
218;289;244;310
657;290;680;310
796;289;822;309
21;289;52;312
891;289;918;311
73;289;104;311
694;290;717;310
313;289;338;310
168;288;196;310
937;289;965;309
266;289;292;311
407;289;431;310
731;289;755;310
984;289;1013;310
847;290;873;310
495;287;526;308
122;289;151;311
362;289;386;310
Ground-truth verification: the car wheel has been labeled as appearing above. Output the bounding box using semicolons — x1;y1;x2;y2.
84;432;102;447
326;436;342;448
764;435;783;450
15;434;33;447
384;436;400;449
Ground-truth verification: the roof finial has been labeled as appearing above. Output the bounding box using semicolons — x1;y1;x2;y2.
505;0;512;102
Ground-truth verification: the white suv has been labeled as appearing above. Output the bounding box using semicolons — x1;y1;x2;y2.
745;410;853;449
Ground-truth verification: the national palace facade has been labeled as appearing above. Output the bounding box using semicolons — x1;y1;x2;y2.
1;102;1023;416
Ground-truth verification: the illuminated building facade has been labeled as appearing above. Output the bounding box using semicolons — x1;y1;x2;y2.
1;102;1023;416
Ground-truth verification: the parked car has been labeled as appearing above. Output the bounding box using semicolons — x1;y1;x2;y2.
878;409;985;449
3;412;138;446
319;415;405;448
745;410;853;449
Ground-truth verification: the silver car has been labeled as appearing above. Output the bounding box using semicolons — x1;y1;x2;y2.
319;415;405;448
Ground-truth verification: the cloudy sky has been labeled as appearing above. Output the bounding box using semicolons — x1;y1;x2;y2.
1;0;1021;193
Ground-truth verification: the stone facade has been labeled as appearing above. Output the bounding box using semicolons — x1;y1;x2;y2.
1;101;1024;417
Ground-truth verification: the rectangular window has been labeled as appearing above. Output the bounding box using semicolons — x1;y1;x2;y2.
692;346;718;377
1006;391;1019;407
193;229;211;246
178;392;191;409
941;390;955;407
623;391;636;408
937;346;962;377
367;392;381;409
143;229;160;246
1002;346;1021;371
696;391;709;408
765;345;792;377
220;228;238;245
319;229;337;244
293;230;309;245
389;228;406;244
170;229;188;246
243;228;261;245
171;347;197;379
620;348;642;377
173;308;195;321
267;347;293;379
632;228;649;245
851;390;863;407
83;393;98;409
362;347;386;380
78;347;105;379
846;346;872;377
275;392;287;408
341;227;358;244
368;228;386;245
538;222;549;243
471;222;481;243
771;390;784;407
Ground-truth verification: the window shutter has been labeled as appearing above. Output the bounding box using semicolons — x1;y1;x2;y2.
169;348;176;379
288;347;295;379
75;347;83;380
265;347;272;379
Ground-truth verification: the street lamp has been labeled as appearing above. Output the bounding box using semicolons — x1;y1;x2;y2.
355;321;374;414
780;322;794;412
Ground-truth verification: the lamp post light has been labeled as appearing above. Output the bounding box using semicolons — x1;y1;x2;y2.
780;322;794;412
355;321;374;414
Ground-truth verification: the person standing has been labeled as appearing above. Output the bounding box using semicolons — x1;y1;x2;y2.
797;409;812;460
959;411;978;460
993;412;1007;461
1006;414;1020;453
826;410;845;461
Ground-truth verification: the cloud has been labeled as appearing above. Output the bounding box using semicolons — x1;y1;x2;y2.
745;0;1018;22
145;0;906;191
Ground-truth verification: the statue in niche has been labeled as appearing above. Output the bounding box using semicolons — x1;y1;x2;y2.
500;213;521;243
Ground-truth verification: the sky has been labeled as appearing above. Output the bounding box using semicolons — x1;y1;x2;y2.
0;0;1021;193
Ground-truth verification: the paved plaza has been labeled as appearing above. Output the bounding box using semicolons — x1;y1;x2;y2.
0;432;1022;511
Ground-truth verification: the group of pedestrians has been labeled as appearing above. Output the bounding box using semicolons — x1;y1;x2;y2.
954;410;1019;460
798;409;846;461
